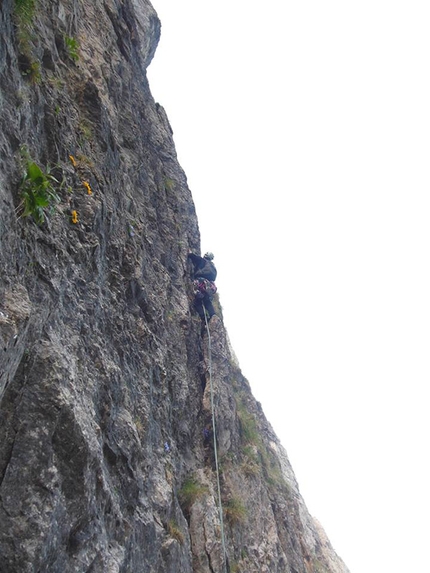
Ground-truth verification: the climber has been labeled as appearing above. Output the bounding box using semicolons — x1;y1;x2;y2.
203;424;213;446
188;251;217;320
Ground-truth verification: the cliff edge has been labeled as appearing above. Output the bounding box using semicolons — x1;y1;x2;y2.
0;1;350;572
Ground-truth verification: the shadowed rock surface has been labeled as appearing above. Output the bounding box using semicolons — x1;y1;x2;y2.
0;1;350;572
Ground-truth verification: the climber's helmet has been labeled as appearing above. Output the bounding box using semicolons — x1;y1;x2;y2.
204;252;214;260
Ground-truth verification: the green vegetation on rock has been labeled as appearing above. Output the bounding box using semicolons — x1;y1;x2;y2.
178;476;208;513
18;155;60;225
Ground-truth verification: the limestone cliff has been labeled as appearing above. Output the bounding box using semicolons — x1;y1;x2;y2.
0;1;350;572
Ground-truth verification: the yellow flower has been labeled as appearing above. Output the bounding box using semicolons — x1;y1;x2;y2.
69;155;77;167
83;181;92;195
71;210;78;224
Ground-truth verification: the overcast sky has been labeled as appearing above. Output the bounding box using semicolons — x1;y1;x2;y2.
147;2;430;572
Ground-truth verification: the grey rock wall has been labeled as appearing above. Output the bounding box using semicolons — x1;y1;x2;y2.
0;1;350;572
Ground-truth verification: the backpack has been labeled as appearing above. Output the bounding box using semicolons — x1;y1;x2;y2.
198;260;217;281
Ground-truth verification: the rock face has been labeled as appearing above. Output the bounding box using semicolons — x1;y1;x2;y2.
0;1;350;572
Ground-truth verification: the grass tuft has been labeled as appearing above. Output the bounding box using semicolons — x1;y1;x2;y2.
178;476;208;513
224;496;247;525
17;150;60;225
167;520;184;544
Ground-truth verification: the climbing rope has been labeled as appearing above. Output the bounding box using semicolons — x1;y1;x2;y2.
203;310;229;573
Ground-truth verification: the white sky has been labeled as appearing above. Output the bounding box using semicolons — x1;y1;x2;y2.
147;2;430;572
